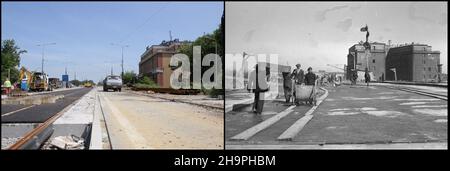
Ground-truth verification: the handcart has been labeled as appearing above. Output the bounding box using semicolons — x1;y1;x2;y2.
294;80;318;106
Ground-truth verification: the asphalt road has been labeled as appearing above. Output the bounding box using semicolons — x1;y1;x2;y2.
226;84;447;147
1;88;92;123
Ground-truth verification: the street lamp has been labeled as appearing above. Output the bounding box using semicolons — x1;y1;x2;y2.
36;42;56;74
111;43;129;78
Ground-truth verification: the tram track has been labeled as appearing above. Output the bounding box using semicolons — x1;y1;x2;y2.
2;88;92;150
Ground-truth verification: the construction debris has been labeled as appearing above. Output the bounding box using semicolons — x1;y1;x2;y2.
49;135;85;150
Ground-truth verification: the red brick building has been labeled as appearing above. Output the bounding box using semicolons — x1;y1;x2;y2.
139;39;191;88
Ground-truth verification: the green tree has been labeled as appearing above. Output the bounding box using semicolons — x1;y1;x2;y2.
134;76;158;88
70;79;81;86
122;70;137;85
177;10;224;97
1;39;27;84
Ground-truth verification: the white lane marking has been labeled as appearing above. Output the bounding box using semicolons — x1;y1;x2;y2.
392;99;440;101
434;119;447;123
328;111;360;116
363;110;406;118
412;109;448;116
1;105;36;117
399;102;428;105
230;105;295;141
411;105;447;108
329;108;352;111
277;87;329;141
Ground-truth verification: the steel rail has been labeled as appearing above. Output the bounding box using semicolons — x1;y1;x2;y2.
7;88;90;150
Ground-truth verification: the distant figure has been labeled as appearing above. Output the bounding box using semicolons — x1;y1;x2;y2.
3;78;12;95
352;70;358;85
364;68;371;86
304;67;317;85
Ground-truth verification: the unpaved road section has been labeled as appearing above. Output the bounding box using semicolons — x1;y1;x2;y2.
98;88;223;149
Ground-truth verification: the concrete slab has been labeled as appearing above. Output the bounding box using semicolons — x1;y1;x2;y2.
54;89;96;124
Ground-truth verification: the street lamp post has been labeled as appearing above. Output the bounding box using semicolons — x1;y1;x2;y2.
36;43;56;74
111;43;129;79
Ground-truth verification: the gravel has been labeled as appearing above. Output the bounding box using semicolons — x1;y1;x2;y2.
1;137;23;149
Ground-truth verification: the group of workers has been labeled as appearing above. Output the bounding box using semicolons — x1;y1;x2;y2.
247;63;318;114
284;64;318;105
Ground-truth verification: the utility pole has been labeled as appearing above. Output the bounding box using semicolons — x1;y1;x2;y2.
37;43;56;74
111;43;129;79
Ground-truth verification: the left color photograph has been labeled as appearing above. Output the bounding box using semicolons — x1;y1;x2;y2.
1;1;224;149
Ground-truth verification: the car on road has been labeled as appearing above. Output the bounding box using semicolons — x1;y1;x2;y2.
103;75;122;92
84;82;94;88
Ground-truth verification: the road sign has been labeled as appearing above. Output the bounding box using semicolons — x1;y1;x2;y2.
62;75;69;82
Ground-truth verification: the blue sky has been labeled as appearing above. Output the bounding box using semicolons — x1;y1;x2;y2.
2;2;223;82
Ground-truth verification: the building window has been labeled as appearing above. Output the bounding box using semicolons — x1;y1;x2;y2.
428;67;431;71
423;60;426;64
424;67;426;71
372;59;375;63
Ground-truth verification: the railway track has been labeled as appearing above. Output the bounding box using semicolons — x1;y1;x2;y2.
2;88;91;150
382;85;447;101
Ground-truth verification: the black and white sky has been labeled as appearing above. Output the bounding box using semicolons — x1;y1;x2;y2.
226;2;447;73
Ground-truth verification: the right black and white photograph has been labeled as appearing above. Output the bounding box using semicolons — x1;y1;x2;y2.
225;1;447;149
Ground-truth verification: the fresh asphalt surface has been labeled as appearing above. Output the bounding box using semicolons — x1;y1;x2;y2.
1;88;92;123
226;85;447;146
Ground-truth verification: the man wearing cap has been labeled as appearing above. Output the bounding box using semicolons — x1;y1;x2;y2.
292;64;304;85
291;64;304;104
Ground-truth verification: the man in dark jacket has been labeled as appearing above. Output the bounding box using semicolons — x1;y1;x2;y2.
248;64;270;114
304;67;317;85
292;64;304;85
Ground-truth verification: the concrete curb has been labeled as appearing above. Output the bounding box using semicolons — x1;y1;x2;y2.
89;93;103;149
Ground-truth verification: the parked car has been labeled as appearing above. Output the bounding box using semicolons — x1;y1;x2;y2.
103;75;122;92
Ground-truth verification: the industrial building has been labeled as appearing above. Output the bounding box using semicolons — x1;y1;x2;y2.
385;43;441;82
347;42;388;81
139;39;191;88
